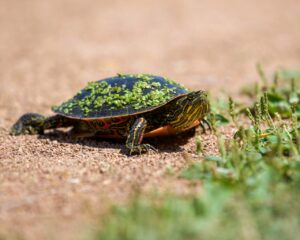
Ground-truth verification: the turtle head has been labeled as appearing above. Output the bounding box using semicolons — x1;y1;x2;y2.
168;90;210;130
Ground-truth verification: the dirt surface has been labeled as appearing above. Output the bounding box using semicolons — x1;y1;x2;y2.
0;0;300;239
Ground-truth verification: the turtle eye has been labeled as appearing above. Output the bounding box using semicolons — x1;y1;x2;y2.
177;96;188;106
185;92;198;102
188;94;196;101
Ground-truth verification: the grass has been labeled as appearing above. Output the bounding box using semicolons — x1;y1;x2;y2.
94;67;300;240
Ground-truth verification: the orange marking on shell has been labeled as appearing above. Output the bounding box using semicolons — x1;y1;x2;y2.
94;120;200;139
114;117;128;125
144;120;200;138
102;120;110;129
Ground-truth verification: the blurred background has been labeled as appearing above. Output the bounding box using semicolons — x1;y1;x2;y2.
1;1;300;117
0;0;300;239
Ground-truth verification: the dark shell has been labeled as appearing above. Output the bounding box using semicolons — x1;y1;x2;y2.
52;74;189;118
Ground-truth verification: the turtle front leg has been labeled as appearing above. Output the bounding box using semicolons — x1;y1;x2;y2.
10;113;71;136
199;118;212;133
126;118;156;155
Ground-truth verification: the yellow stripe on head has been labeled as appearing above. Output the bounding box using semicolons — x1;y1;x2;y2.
169;90;209;130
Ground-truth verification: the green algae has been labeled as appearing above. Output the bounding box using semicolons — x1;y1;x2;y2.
52;74;187;116
118;73;188;90
117;73;153;82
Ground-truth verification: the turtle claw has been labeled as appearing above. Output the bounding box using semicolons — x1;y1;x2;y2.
127;143;157;155
10;113;45;136
200;118;212;133
143;143;158;152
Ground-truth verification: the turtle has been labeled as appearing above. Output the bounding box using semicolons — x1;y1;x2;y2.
10;74;210;155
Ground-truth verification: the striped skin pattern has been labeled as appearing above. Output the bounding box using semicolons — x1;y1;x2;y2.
10;90;209;155
168;91;209;131
125;118;153;155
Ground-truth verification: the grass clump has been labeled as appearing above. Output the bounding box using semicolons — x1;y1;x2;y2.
95;68;300;240
242;66;300;119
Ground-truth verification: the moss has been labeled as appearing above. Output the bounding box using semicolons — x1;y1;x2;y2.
52;74;186;116
160;76;187;90
117;73;154;82
118;74;188;90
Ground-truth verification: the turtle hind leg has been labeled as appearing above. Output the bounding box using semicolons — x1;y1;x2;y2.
10;113;71;136
126;117;157;155
10;113;46;135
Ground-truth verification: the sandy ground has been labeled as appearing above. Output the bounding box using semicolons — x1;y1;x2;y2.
0;0;300;239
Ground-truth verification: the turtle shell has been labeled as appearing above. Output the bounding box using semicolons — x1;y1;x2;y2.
52;74;189;118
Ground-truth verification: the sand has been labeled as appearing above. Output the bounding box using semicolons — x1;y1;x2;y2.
0;0;300;239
